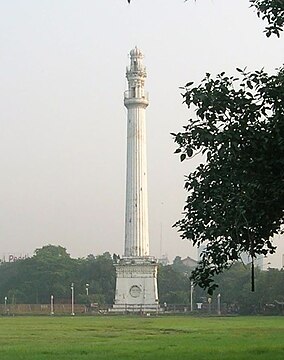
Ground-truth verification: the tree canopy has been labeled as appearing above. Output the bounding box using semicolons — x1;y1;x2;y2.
0;245;116;304
173;67;284;294
1;245;284;314
250;0;284;37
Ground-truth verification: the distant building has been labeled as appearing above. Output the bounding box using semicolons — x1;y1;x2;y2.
158;255;169;266
181;256;198;269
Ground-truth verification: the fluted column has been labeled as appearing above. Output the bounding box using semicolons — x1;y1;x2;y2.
124;47;149;257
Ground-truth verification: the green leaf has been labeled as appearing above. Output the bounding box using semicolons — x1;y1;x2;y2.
247;80;253;89
180;153;186;162
186;148;193;157
185;81;194;87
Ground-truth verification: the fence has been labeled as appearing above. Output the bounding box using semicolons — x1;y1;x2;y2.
1;302;282;316
0;304;87;315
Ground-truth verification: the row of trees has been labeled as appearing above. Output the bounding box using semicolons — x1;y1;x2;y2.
0;245;283;314
162;256;284;314
0;245;116;305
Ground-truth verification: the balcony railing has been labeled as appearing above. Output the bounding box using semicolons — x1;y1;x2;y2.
124;90;149;102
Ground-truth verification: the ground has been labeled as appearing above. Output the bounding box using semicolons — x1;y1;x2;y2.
0;315;283;359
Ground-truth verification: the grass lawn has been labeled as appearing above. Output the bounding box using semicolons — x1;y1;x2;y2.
0;315;283;359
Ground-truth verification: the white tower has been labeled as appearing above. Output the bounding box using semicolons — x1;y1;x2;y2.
124;47;149;258
113;48;159;312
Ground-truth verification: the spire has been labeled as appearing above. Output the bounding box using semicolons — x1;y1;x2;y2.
125;47;148;105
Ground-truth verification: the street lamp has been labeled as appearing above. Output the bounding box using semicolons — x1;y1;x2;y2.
50;295;54;315
71;283;75;316
86;283;89;296
217;293;221;316
190;281;194;312
4;296;7;314
208;297;212;313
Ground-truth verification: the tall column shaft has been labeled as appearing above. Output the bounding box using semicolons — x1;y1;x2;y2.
125;104;149;257
124;47;150;258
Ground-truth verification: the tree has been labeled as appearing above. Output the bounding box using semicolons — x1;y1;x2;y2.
172;256;187;273
86;252;116;304
250;0;284;37
73;251;115;305
0;246;116;305
158;265;190;304
215;263;284;314
172;67;284;294
34;244;71;259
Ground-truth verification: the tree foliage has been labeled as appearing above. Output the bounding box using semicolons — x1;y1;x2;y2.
250;0;284;37
158;265;190;304
158;261;284;314
1;245;284;314
0;245;116;304
172;67;284;294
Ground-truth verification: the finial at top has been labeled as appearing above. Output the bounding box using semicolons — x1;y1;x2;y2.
130;47;143;58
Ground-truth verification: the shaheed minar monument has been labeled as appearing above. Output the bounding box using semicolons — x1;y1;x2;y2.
112;47;159;312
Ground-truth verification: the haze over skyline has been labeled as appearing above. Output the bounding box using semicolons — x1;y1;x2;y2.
1;0;283;267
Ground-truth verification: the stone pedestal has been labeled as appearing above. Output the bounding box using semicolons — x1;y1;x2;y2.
113;257;159;313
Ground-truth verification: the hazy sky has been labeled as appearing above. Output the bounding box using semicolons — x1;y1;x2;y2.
0;0;283;267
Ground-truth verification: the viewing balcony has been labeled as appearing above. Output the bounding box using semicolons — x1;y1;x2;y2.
124;90;149;107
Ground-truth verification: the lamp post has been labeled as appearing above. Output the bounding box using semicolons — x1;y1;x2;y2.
217;293;221;316
86;283;89;297
190;281;194;312
71;283;75;316
208;297;212;313
4;296;7;314
50;295;54;315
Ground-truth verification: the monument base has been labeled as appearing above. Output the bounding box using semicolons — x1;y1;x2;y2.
112;257;159;313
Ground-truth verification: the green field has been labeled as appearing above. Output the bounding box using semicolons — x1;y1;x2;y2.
0;315;283;360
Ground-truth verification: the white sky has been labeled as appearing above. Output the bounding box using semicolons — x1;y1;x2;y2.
0;0;283;267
